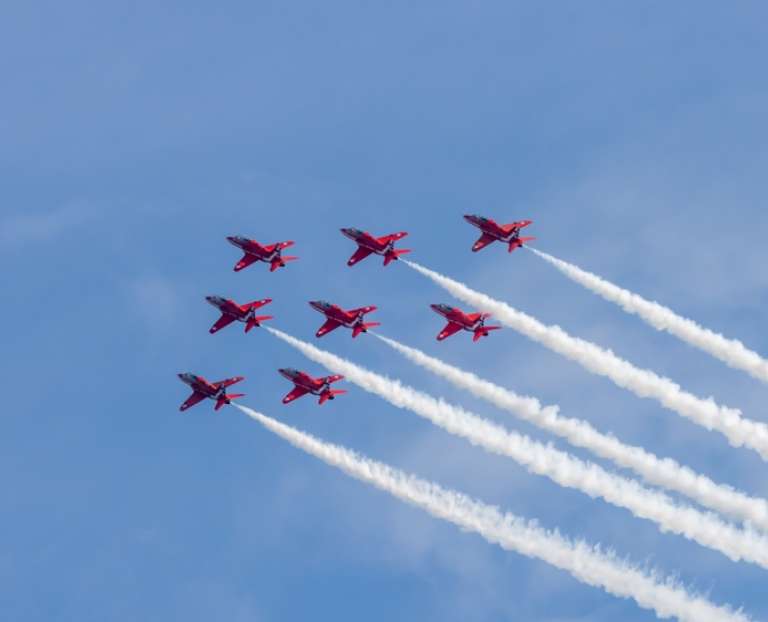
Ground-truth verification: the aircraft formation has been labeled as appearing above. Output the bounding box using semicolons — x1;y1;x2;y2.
178;216;534;410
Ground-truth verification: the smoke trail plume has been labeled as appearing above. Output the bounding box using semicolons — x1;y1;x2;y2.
373;333;768;530
235;404;751;622
403;259;768;461
266;327;768;568
529;247;768;384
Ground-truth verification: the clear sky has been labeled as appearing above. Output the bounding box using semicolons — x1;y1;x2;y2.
3;2;768;620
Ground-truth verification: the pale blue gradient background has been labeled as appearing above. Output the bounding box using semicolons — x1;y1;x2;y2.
2;3;768;620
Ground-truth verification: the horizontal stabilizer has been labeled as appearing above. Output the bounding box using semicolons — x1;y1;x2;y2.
215;393;245;410
352;322;380;338
473;325;501;341
245;315;273;332
383;248;411;266
270;256;299;272
319;389;347;405
508;237;535;252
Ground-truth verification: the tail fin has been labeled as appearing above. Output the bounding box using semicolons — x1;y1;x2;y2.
245;315;273;333
270;256;299;272
383;249;411;266
473;326;501;342
215;393;245;410
352;322;381;338
509;237;535;252
319;389;347;405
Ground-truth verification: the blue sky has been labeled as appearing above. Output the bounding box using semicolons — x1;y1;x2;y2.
3;2;768;620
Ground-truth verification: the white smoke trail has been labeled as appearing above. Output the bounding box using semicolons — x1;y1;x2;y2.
235;404;751;622
403;259;768;461
529;247;768;383
266;327;768;568
373;333;768;530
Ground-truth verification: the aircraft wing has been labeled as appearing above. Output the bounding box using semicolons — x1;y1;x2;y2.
503;219;532;232
437;321;464;341
180;391;207;411
322;374;344;384
472;233;497;252
465;312;483;324
216;376;245;388
247;298;272;310
377;231;408;244
234;253;259;271
282;385;311;404
347;305;376;316
347;246;374;266
265;240;295;253
316;319;342;337
209;314;237;334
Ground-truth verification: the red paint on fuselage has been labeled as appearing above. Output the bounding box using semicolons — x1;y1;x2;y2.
226;236;298;272
205;295;273;333
309;300;380;337
278;368;346;405
177;373;246;411
340;228;410;266
463;215;534;253
430;304;501;342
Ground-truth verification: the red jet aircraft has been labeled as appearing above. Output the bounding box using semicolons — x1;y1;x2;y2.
226;235;298;272
205;295;273;334
430;303;502;342
177;372;245;411
463;215;534;253
309;300;380;338
340;228;411;267
278;368;346;405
